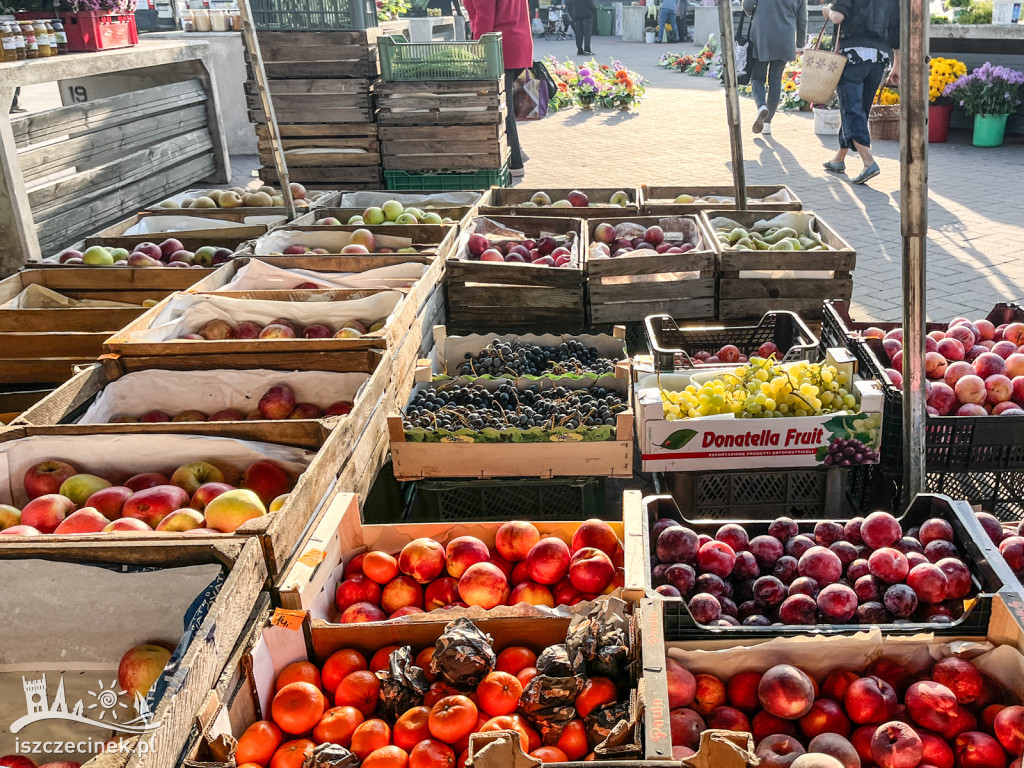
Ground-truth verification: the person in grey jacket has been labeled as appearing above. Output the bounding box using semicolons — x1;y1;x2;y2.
742;0;807;135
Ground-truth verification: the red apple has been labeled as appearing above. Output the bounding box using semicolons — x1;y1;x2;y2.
118;644;171;698
125;472;170;492
85;485;133;521
190;481;235;511
20;494;76;534
53;507;110;534
122;485;190;528
242;460;291;506
23;460;77;500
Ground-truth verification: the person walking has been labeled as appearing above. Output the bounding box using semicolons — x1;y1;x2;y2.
821;0;900;184
571;0;595;55
464;0;533;177
743;0;807;136
657;0;678;43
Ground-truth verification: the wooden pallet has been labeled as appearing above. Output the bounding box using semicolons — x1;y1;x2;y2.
584;216;717;324
377;80;505;127
380;122;507;172
701;209;856;322
246;29;381;79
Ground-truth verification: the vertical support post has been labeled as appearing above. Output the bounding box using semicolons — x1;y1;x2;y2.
0;86;42;274
900;0;928;500
236;0;297;220
717;1;747;210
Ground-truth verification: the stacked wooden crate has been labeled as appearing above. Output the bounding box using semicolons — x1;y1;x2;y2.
245;29;384;190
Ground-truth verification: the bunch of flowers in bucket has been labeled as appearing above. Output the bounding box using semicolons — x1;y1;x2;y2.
873;86;900;105
930;56;967;104
685;37;723;78
943;61;1024;115
658;51;696;72
544;56;647;111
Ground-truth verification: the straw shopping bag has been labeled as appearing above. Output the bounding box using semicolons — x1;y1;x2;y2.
799;21;846;105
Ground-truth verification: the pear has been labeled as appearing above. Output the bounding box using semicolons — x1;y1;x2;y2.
271;195;285;206
192;196;217;208
248;191;274;207
258;185;276;196
158;200;180;209
207;189;224;203
181;197;196;208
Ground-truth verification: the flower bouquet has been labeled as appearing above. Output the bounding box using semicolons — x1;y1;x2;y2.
543;56;647;112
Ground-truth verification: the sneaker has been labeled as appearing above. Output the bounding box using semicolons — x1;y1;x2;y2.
520;150;530;163
9;106;27;114
510;166;525;178
762;122;772;135
577;49;586;55
584;49;593;54
752;106;769;134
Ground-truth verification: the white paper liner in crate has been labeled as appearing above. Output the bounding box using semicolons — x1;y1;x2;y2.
0;433;314;508
254;230;416;256
77;369;372;424
678;188;795;205
588;216;705;281
456;218;581;267
123;215;284;235
159;188;336;208
4;284;139;309
217;259;426;292
122;291;403;342
339;191;481;208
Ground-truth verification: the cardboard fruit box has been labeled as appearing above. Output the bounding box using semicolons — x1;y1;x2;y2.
0;536;267;768
388;363;634;480
0;429;341;578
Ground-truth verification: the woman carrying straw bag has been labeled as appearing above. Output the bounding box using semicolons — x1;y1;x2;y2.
819;0;899;185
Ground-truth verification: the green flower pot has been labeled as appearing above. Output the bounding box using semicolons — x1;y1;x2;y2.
973;113;1008;147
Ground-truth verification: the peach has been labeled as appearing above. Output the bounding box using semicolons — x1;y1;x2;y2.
204;489;266;532
23;459;77;499
511;560;531;585
508;580;555;607
673;747;696;760
944;706;980;741
983;705;1008;733
670;708;704;749
823;671;861;703
809;734;863;768
993;706;1024;756
458;563;508;609
667;658;696;708
937;558;972;600
871;722;923;768
851;725;878;767
242;460;291;506
906;681;958;732
708;705;751;732
399;538;446;583
103;518;150;532
845;677;898;725
336;575;382;611
382;575;424;614
756;735;806;768
755;711;800;742
155;508;205;532
801;698;852;740
490;553;514;581
727;670;762;714
118;644;171;698
390;606;424;618
919;730;955;768
525;537;571;585
568;546;614;593
21;494;76;534
340;602;386;623
861;512;903;549
954;732;1008;768
53;507;110;534
694;674;727;715
495;521;541;561
424;577;460;611
85;485;133;520
445;536;490;579
799;546;843;585
759;664;815;720
570;518;619;558
932;658;983;704
791;756;844;768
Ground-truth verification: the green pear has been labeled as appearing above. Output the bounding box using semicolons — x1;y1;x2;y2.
82;246;114;266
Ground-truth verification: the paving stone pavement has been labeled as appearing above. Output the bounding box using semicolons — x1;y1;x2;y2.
512;36;1024;324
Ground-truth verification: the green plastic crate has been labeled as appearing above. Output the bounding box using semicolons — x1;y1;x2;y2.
385;162;510;191
250;0;375;30
379;33;504;82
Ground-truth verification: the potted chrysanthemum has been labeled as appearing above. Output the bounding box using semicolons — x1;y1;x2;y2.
927;57;967;143
944;62;1024;147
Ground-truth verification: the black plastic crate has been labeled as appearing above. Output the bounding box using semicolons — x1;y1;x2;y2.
824;300;1024;472
645;310;819;371
644;491;1015;639
401;476;608;522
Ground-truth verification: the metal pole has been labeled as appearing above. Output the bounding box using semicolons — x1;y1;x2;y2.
900;0;928;499
717;0;748;209
236;0;298;221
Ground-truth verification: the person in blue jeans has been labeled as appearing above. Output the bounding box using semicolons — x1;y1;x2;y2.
658;0;678;43
821;0;900;185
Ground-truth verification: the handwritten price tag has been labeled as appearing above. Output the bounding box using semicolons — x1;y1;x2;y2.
298;548;326;569
271;608;306;631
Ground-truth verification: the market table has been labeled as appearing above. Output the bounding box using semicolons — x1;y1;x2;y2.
0;39;231;275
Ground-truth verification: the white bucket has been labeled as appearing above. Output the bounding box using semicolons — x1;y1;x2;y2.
814;108;842;136
645;30;656;43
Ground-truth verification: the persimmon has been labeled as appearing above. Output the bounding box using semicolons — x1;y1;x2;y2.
350;719;391;759
415;647;436;681
321;648;368;696
480;715;530;752
271;682;326;735
512;715;541;752
269;740;314;768
517;667;539;687
371;645;401;673
362;551;400;584
425;681;459;708
457;750;470;768
238;763;264;768
476;671;523;717
452;713;489;753
362;746;409;768
235;720;282;766
495;647;537;676
409;739;456;768
575;676;617;718
393;706;432;751
428;696;479;746
334;670;380;717
556;719;588;761
530;747;569;764
313;706;363;747
275;661;323;693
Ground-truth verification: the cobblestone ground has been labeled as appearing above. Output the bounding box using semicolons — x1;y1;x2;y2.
516;36;1024;323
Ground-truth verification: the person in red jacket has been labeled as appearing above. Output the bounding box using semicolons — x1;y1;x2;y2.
465;0;533;177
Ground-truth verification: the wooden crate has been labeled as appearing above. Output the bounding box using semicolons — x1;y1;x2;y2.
136;192;340;220
246;29;381;79
584;216;717;324
641;184;803;215
0;386;54;424
290;204;472;225
380;123;507;172
377;79;505;127
256;125;381;170
83;211;271;251
259;163;384;189
446;216;586;333
479;186;642;217
253;221;457;259
1;537;267;768
701;209;856;322
247;78;376;125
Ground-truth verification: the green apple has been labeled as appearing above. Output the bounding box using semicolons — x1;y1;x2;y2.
0;504;21;530
674;193;695;203
82;246;114;266
381;200;405;221
421;212;443;225
520;201;537;208
405;207;425;221
397;247;418;253
59;473;112;506
363;206;386;225
530;191;552;206
395;212;418;225
110;247;131;261
551;200;573;208
609;190;630;207
194;246;217;267
347;215;365;225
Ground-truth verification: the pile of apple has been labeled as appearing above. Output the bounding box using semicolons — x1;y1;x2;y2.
111;383;352;424
860;318;1024;417
277;229;421;257
0;457;293;536
232;618;628;768
971;509;1024;585
156;183;322;210
589;222;698;260
668;654;1024;768
466;233;574;268
678;341;787;366
182;315;386;341
651;511;976;626
333;200;453;227
335;519;624;622
48;239;234;268
514;190;630;208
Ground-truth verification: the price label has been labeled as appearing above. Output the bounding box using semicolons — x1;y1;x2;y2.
298;548;326;569
270;608;306;631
